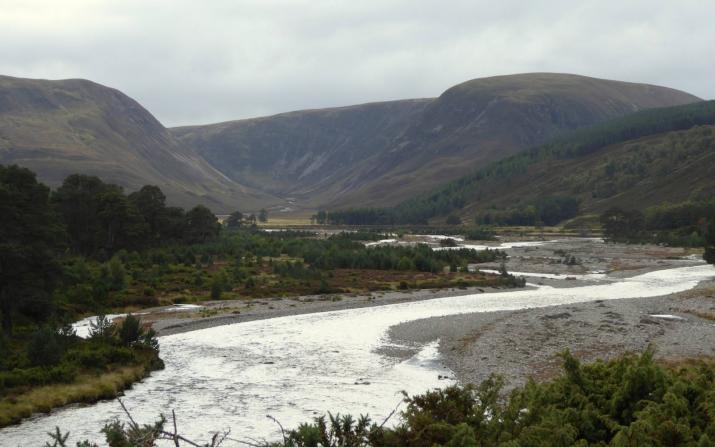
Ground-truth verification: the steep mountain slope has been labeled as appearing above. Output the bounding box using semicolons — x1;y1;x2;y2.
384;100;715;224
175;73;701;209
0;75;280;212
336;73;702;206
172;99;430;203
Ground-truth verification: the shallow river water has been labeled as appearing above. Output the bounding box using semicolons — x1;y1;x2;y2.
1;263;713;446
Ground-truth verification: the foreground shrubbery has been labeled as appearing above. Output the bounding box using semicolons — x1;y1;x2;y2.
51;349;715;446
368;350;714;447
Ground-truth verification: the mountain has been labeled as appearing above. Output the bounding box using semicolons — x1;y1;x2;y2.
0;73;702;214
172;99;431;207
173;73;701;210
374;100;715;225
0;75;280;212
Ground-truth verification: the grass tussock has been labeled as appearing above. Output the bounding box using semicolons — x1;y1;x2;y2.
0;352;159;428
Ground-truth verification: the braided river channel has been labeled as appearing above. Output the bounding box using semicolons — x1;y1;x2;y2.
2;248;713;445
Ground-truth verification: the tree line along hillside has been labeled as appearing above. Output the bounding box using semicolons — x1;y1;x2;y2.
322;100;715;226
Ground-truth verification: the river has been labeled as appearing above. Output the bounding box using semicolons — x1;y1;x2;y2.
1;263;713;446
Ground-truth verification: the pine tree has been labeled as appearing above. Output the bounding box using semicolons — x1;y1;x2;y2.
0;165;66;334
704;220;715;264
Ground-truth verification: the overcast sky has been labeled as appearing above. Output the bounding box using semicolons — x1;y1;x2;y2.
1;0;713;127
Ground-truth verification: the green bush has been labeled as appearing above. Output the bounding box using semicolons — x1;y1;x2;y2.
705;220;715;264
26;327;65;367
117;314;143;346
277;349;715;447
0;364;77;390
0;336;7;370
316;279;331;294
210;275;224;299
464;226;496;241
66;344;134;369
108;257;127;290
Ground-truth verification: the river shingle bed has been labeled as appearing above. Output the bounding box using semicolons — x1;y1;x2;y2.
387;240;715;390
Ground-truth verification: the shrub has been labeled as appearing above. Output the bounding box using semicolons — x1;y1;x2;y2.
26;327;64;367
446;214;461;225
706;220;715;264
464;226;496;241
117;314;143;347
396;257;415;271
244;276;256;290
89;314;114;340
193;270;205;287
68;344;134;369
62;284;95;308
50;348;715;446
277;349;715;447
0;363;78;391
316;279;331;294
210;276;223;299
140;328;160;352
0;336;7;370
108;257;127;290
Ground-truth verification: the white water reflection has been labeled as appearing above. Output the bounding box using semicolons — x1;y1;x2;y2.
72;313;126;339
2;264;713;446
365;238;398;247
72;305;203;338
479;269;609;281
433;240;557;251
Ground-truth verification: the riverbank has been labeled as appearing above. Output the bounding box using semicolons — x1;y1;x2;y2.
388;279;715;390
385;239;714;390
0;348;163;428
150;284;521;336
146;238;704;336
148;238;713;391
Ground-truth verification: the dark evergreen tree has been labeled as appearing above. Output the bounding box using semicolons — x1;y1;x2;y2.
0;165;65;334
163;206;187;241
226;211;244;229
128;185;167;242
259;208;268;223
52;174;107;255
705;219;715;264
96;187;147;255
184;205;220;244
117;314;142;346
